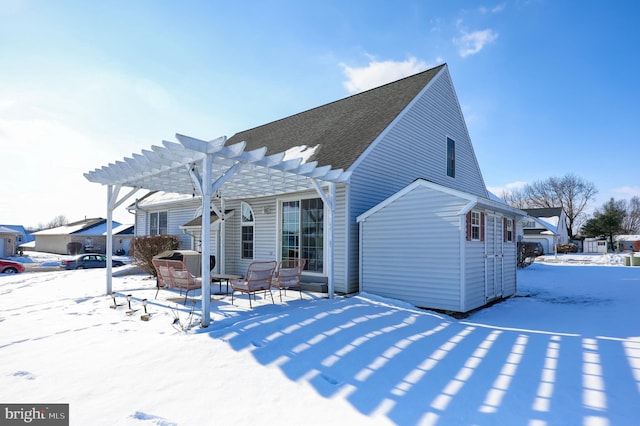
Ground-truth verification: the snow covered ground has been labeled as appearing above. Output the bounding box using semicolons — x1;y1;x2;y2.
1;252;639;425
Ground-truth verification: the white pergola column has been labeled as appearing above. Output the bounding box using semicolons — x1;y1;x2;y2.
105;184;139;295
312;180;336;299
200;155;212;327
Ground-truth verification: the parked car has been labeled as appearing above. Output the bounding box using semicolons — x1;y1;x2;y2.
522;242;544;257
0;259;25;274
61;254;125;270
556;243;579;253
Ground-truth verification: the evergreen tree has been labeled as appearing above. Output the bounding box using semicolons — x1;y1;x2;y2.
582;198;625;249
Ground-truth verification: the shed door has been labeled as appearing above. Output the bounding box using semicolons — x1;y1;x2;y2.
485;214;504;300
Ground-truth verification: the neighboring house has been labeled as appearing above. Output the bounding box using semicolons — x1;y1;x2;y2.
616;235;640;252
32;218;130;255
0;226;21;257
0;224;34;256
109;223;135;255
521;208;569;254
89;63;523;316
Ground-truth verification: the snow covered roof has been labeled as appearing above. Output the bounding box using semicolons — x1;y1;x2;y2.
129;191;196;209
615;234;640;241
32;218;108;236
104;224;134;236
0;225;20;234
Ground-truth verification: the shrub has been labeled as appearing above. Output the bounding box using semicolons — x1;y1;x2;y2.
517;242;539;268
130;235;180;276
67;242;83;255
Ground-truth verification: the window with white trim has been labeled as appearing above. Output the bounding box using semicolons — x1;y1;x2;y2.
241;202;254;259
281;197;323;273
149;211;168;235
471;211;481;241
505;218;514;242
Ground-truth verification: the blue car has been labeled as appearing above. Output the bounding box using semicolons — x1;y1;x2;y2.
61;254;125;270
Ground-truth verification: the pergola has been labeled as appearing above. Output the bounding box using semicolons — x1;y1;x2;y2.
84;133;351;327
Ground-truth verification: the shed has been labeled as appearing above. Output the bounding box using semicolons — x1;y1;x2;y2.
357;179;524;313
583;238;608;254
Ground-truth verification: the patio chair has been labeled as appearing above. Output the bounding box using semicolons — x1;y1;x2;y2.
229;261;277;308
272;259;306;302
151;259;202;303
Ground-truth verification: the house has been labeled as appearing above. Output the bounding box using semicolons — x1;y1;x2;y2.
0;226;21;257
521;207;569;254
31;218;132;255
615;235;640;252
0;225;34;256
86;63;523;324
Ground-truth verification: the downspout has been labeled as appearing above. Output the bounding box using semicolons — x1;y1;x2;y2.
133;199;150;237
181;228;198;250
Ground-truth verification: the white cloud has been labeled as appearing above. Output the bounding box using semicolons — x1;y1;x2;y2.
480;3;507;13
454;29;499;57
340;57;430;94
612;186;640;198
487;181;527;197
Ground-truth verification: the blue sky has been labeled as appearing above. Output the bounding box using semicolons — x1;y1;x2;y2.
1;0;639;228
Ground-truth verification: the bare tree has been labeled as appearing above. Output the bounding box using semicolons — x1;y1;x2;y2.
621;196;640;234
503;173;597;239
37;215;69;230
500;189;529;209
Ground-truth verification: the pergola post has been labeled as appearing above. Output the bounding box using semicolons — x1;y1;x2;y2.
200;155;212;327
312;180;336;299
106;184;119;295
105;184;139;295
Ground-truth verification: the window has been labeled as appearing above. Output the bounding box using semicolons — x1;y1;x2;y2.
241;202;254;259
281;198;323;273
471;211;481;240
504;218;514;242
466;211;484;241
446;137;455;178
149;211;168;235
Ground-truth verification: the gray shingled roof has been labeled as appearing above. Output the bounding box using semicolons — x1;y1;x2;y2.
523;207;563;218
227;64;446;171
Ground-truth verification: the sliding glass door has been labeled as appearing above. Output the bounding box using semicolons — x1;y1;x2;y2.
281;198;323;273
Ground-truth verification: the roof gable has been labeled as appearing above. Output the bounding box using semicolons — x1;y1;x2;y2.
227;64;446;171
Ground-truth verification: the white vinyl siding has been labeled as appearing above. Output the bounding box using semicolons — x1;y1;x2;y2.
135;203;199;250
360;186;468;311
348;68;488;294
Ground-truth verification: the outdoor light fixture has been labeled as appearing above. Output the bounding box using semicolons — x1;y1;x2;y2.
110;292;120;309
142;299;148;314
127;294;132;310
